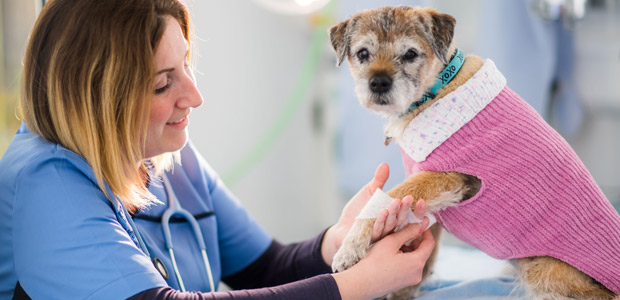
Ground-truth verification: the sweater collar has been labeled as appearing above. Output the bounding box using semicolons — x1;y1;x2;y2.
398;59;507;163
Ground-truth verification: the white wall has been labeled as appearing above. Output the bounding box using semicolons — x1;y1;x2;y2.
187;0;342;243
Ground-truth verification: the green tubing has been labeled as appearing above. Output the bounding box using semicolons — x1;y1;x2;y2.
221;4;334;187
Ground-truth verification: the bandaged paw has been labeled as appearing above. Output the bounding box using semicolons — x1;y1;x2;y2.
357;188;436;231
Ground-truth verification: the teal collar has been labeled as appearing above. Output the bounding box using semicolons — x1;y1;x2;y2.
399;49;465;118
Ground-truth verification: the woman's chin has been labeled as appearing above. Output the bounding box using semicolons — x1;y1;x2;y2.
144;135;187;158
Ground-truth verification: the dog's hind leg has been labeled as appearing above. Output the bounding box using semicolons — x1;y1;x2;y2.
516;256;616;300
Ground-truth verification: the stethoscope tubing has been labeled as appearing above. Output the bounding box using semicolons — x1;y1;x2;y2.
161;175;216;292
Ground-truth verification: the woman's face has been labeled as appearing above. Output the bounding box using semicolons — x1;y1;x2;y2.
144;16;203;158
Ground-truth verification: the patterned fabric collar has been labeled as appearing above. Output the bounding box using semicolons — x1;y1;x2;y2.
398;59;506;163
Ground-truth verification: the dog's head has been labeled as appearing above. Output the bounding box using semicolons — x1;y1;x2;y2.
329;6;456;117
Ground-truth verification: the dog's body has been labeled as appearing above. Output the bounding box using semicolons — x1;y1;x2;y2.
328;6;620;300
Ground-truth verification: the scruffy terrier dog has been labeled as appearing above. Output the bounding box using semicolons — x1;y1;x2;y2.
328;6;620;300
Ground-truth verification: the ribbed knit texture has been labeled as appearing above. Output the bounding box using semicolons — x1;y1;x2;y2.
400;66;620;293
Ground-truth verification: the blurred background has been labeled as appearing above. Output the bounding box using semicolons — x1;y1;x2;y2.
1;0;618;281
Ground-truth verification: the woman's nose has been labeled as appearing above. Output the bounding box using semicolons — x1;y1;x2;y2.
178;71;203;109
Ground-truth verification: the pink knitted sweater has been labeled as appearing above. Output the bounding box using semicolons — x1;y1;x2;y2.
399;60;620;293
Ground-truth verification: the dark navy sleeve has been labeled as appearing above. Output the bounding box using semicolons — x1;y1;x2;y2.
223;229;332;289
128;274;341;300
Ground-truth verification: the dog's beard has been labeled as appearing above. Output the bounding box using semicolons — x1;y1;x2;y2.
354;76;418;117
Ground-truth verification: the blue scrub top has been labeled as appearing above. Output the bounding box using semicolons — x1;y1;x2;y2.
0;123;272;299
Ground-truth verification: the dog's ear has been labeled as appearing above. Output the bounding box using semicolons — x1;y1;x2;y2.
427;11;456;64
328;19;351;66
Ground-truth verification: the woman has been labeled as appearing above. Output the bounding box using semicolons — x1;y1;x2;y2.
0;0;434;299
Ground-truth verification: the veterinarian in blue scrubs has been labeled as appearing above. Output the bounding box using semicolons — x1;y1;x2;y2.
0;0;436;299
1;125;275;297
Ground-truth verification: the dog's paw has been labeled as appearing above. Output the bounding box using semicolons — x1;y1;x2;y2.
331;219;375;272
332;241;369;272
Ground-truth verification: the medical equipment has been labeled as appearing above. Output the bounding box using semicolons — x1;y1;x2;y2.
161;175;215;292
122;175;215;293
533;0;587;28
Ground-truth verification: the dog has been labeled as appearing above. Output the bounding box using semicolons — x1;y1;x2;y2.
328;6;620;300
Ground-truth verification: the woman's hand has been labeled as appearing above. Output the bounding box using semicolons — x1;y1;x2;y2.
332;221;436;300
321;163;420;265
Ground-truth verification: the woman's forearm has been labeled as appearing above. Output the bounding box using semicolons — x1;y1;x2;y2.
128;275;340;300
224;230;332;290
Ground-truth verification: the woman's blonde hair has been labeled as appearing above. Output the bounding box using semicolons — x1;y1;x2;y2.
21;0;191;212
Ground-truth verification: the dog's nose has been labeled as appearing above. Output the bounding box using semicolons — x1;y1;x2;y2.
369;74;392;94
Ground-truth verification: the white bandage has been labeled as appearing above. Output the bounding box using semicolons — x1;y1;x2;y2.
356;188;436;232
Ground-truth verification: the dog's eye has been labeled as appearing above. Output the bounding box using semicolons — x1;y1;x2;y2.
356;48;369;62
402;49;418;62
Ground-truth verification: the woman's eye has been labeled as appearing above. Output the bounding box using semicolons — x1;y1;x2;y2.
402;49;418;62
356;48;369;62
155;84;168;94
155;79;171;94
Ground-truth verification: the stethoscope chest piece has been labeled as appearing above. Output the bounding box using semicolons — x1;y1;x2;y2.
152;256;169;280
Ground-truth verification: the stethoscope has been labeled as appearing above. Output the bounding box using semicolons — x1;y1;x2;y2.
121;174;215;292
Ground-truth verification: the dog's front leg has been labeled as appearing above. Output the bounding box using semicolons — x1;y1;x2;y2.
385;171;480;299
332;218;375;272
387;171;480;212
332;171;480;292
